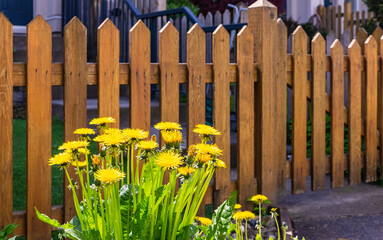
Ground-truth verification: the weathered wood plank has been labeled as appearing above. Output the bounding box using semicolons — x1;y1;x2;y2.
26;15;52;239
212;25;231;208
129;20;151;131
338;6;342;39
330;40;344;188
0;13;13;229
98;19;120;127
311;33;326;191
380;36;383;179
292;26;308;194
237;26;255;210
63;17;87;222
348;40;362;185
187;23;206;215
365;36;378;182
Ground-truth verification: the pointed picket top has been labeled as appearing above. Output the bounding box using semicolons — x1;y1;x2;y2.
330;39;344;54
293;26;308;40
187;22;204;36
380;35;383;56
98;18;119;35
372;27;383;54
130;19;150;36
27;15;51;31
348;39;362;54
205;12;213;26
198;13;205;24
64;16;86;34
223;9;231;24
312;32;325;45
249;0;276;9
187;23;205;65
277;18;287;33
213;24;229;38
237;25;251;40
159;21;178;36
365;35;377;49
0;12;12;28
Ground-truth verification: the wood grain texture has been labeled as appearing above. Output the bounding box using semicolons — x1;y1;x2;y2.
63;17;87;222
237;26;255;210
372;28;383;146
365;36;378;182
292;26;307;194
276;19;287;197
330;40;344;188
380;36;383;180
311;33;326;191
159;22;179;141
212;25;231;208
338;6;342;39
129;20;151;131
159;22;179;184
187;23;206;215
98;19;120;127
348;40;362;185
26;15;52;239
248;0;279;201
0;13;13;229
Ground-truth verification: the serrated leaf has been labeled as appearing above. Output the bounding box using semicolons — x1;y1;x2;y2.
35;207;61;228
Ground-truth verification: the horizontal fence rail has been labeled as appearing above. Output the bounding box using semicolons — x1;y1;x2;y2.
2;0;383;238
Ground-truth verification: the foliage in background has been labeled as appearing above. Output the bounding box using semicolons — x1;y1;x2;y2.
363;0;383;27
284;18;328;41
167;0;199;15
0;224;17;240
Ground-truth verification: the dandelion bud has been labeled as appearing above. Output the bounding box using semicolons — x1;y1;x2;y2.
95;179;101;187
151;134;157;142
91;155;100;166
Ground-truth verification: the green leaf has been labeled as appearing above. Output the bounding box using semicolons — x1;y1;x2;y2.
0;223;18;235
35;207;61;228
176;224;198;240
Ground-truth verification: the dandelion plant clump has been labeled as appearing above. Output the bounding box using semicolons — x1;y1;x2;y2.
35;118;230;240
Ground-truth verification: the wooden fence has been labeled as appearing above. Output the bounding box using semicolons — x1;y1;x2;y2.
1;0;383;238
317;2;374;40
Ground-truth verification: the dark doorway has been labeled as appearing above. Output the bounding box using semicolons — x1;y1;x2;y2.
0;0;33;25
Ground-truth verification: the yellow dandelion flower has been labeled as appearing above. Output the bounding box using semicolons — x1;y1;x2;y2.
188;144;197;156
234;204;242;210
155;151;183;170
71;160;88;167
104;128;122;135
154;122;182;131
59;141;89;151
271;207;278;212
91;155;100;166
94;133;125;146
136;140;159;150
233;211;255;221
178;166;195;176
250;194;268;204
89;117;116;125
122;128;149;140
161;130;182;144
213;159;226;168
196;153;212;163
193;124;221;136
195;143;223;156
65;147;90;155
49;152;73;166
74;128;95;135
94;168;125;184
195;216;212;226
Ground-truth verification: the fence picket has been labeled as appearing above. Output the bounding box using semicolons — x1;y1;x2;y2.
330;40;344;188
311;33;326;191
129;20;151;131
212;25;231;208
292;26;308;194
98;19;120;127
348;40;362;185
0;13;13;229
337;6;342;39
380;36;383;180
26;15;52;239
63;17;87;222
237;26;255;210
276;19;287;196
214;11;222;26
223;9;231;25
365;36;378;182
187;24;206;215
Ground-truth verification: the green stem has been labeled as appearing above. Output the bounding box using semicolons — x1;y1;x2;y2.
259;202;262;236
274;213;280;240
245;220;248;240
98;189;106;239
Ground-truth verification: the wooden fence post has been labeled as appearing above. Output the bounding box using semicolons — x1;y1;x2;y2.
27;15;52;239
248;0;284;201
63;17;87;222
0;13;13;229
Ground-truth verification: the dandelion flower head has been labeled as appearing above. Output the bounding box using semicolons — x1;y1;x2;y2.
94;168;126;184
250;194;268;204
71;160;88;167
161;130;182;144
234;204;242;210
195;143;222;156
49;152;73;166
154;122;181;131
122;128;149;140
89;117;116;125
193;124;221;136
178;166;195;176
94;133;125;146
155;151;183;170
74;128;95;135
195;216;212;226
136;140;159;150
233;211;255;221
213;159;226;168
59;141;89;151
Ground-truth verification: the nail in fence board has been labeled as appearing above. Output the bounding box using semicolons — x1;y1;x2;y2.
26;15;52;239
